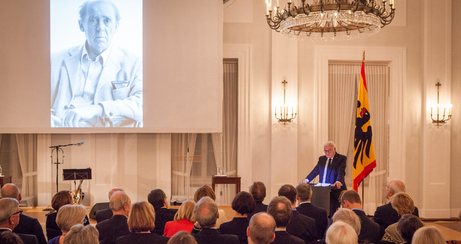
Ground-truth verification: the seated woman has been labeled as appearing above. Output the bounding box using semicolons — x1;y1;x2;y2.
381;193;418;244
397;214;424;244
219;191;255;244
62;224;98;244
412;226;445;244
167;231;197;244
193;185;228;228
46;191;90;241
115;201;170;244
46;205;88;244
164;200;196;237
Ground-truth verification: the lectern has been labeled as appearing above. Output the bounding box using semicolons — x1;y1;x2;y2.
310;185;332;217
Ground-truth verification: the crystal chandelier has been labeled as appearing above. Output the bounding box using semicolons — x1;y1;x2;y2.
266;0;396;41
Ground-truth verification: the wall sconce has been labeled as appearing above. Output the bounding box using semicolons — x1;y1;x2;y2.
275;80;297;124
430;82;452;126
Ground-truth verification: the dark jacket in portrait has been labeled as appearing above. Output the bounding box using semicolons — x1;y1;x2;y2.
219;217;250;244
296;202;328;239
352;209;380;244
372;202;419;239
272;230;305;244
152;208;177;235
13;214;47;244
286;209;316;244
116;233;169;244
192;228;240;244
96;215;131;244
96;208;114;223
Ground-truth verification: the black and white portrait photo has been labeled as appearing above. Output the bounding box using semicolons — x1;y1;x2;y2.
50;0;143;127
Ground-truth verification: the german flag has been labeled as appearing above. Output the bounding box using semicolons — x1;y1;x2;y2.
353;54;377;192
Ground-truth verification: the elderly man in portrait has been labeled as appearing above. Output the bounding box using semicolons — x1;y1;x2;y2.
51;0;142;127
0;198;39;244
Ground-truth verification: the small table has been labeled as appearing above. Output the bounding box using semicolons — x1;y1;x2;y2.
0;175;4;188
212;175;241;195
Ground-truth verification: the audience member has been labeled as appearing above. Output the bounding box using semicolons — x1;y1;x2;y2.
331;208;361;236
396;214;424;244
267;196;305;244
95;187;124;223
340;190;379;244
167;231;198;244
148;189;178;235
164;200;196;237
373;179;419;239
0;198;39;244
278;184;316;244
96;191;131;244
115;201;169;244
247;213;276;244
412;226;445;244
47;204;87;244
193;185;228;228
381;193;416;244
296;183;328;239
220;191;256;244
247;182;268;219
1;183;46;244
63;224;99;244
325;221;358;244
191;196;239;244
46;191;89;240
0;230;25;244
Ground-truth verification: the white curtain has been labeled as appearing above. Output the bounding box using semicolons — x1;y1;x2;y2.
15;134;38;206
171;133;197;201
328;62;389;214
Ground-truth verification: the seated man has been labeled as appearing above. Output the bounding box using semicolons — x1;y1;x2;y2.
325;221;358;244
295;183;328;239
372;179;419;239
340;190;380;244
96;191;131;244
0;198;39;244
267;196;305;244
278;184;316;243
248;181;268;219
1;183;46;244
192;196;239;244
247;213;276;244
148;189;177;235
95;187;124;223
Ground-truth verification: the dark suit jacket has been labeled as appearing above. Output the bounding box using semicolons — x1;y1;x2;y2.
219;217;250;244
96;215;130;244
272;230;305;244
152;208;177;235
372;202;419;239
116;233;169;244
296;202;328;239
286;210;316;244
247;202;268;219
13;214;46;244
352;209;380;244
96;209;114;223
192;228;240;244
0;229;39;244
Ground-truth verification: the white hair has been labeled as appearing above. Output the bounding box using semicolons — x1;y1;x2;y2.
326;221;358;244
324;141;336;149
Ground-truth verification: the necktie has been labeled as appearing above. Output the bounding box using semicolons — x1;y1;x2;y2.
322;158;331;184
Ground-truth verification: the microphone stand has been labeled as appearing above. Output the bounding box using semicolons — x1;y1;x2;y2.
49;142;83;192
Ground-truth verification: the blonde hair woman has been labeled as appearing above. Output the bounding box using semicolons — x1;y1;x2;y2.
163;201;196;237
412;226;445;244
115;201;170;244
381;193;416;244
47;204;88;244
63;224;99;244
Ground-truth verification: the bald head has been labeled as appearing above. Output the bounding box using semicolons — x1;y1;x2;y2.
110;191;131;216
1;183;21;201
108;187;123;200
387;179;406;199
247;213;276;244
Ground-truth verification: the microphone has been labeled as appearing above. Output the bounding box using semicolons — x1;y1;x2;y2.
78;142;84;146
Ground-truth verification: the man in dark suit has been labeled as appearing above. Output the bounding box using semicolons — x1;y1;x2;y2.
1;183;46;244
372;179;419;239
192;196;239;244
95;187;124;223
303;141;347;216
267;196;305;244
278;184;316;244
296;183;328;239
96;191;131;244
248;181;268;219
148;189;178;235
0;198;39;244
247;213;276;244
341;190;380;244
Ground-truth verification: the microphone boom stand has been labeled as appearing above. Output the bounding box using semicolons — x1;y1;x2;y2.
49;142;83;192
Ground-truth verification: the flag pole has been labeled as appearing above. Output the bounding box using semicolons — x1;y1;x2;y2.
363;50;365;62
